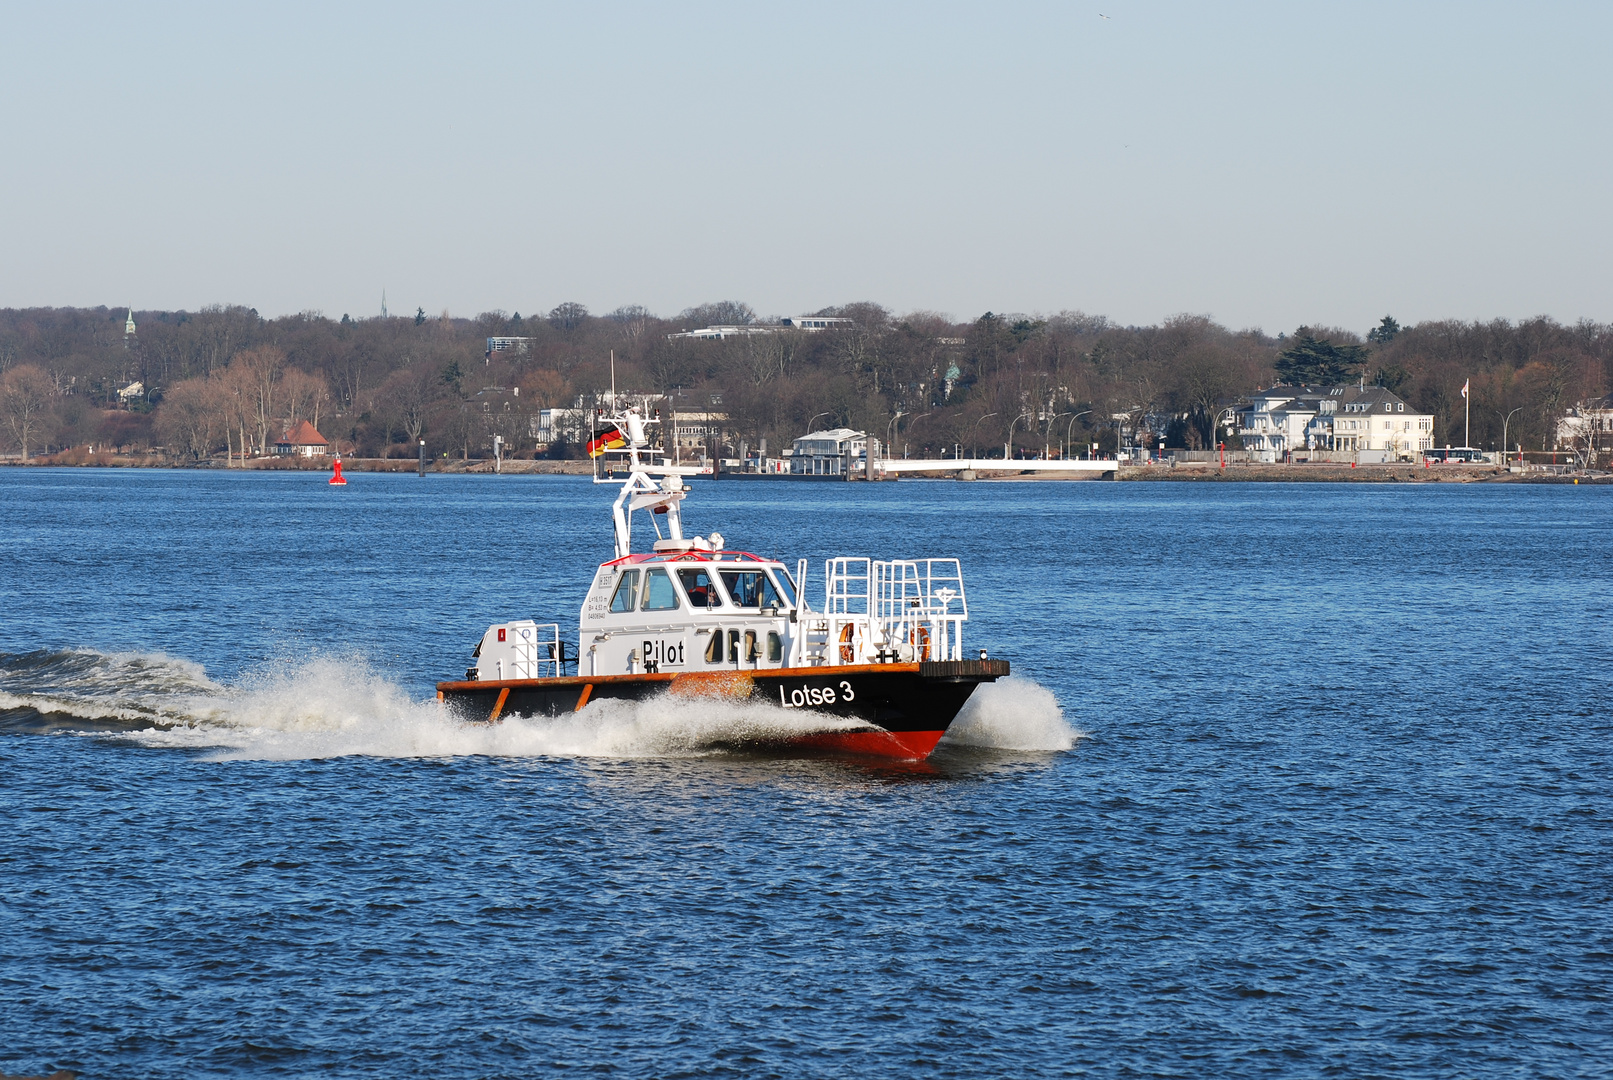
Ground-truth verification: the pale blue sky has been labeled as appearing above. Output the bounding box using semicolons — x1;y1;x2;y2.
2;1;1609;333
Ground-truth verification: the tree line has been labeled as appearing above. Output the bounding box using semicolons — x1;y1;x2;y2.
2;302;1609;462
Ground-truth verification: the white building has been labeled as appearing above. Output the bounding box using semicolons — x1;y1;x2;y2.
781;316;853;330
485;336;532;362
531;408;589;449
791;428;867;475
668;317;853;341
1227;385;1434;460
665;410;726;453
1555;395;1613;460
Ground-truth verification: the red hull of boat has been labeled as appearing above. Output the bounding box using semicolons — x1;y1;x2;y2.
790;728;947;761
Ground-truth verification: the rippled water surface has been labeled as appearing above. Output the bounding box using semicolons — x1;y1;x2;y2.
2;468;1610;1078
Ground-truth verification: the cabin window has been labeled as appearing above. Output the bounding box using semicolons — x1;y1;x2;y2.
743;630;760;662
677;568;722;608
728;629;741;662
767;632;783;662
609;570;639;613
769;570;797;608
705;629;724;663
721;570;785;609
641;568;680;611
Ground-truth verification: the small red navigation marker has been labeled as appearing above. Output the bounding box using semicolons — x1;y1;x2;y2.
329;456;348;486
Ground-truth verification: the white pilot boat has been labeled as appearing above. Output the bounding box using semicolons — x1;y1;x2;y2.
436;404;1008;760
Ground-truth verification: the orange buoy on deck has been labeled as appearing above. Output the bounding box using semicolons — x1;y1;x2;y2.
329;456;348;486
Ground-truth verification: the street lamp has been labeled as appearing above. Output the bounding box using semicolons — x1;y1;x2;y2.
806;411;832;434
1006;410;1031;461
971;412;997;460
1501;407;1523;467
1045;411;1071;459
902;411;933;458
1065;410;1091;459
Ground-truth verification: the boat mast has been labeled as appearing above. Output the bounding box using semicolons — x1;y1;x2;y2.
599;400;698;560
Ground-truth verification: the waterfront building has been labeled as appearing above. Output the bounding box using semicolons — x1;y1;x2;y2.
273;420;329;457
791;428;866;475
531;408;588;450
1227;384;1434;460
1555;395;1613;460
665;409;726;454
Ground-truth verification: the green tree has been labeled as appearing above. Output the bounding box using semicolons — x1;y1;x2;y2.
1367;315;1401;345
1375;363;1411;393
440;359;464;395
1275;332;1367;386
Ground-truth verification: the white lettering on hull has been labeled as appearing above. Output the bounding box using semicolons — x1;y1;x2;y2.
779;680;856;709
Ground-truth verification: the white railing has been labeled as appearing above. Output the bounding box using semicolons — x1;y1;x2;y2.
802;557;969;666
505;622;563;679
874;559;966;662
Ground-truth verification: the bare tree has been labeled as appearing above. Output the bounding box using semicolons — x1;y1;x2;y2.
0;364;55;460
279;367;331;431
377;364;441;445
606;305;654;342
678;301;754;328
215;362;256;465
154;377;223;460
548;303;590;332
226;346;287;455
517;368;570;409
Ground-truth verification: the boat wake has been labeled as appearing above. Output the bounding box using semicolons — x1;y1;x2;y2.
1;649;1080;761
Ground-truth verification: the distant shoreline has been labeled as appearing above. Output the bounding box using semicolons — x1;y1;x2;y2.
1;456;1604;484
0;454;598;475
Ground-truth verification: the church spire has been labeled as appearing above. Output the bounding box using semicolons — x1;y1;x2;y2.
125;308;136;336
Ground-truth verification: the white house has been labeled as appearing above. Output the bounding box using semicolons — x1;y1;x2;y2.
273;420;329;457
791;428;866;475
1227;384;1434;460
530;408;589;449
1555;395;1613;461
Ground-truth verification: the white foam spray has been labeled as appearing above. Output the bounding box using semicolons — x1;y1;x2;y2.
114;656;871;762
7;649;1080;761
939;675;1082;752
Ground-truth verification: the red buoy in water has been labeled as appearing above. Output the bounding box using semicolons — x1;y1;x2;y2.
329;456;348;486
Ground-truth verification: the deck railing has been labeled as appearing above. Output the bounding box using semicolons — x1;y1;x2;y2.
800;558;969;666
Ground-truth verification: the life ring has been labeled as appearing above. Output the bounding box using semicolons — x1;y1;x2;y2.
908;624;931;662
838;623;856;663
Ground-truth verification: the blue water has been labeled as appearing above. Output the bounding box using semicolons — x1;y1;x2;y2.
2;469;1610;1079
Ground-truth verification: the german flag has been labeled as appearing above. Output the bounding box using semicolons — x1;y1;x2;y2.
587;428;626;458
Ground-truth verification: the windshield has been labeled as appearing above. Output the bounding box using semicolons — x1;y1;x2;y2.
769;568;797;608
641;568;680;611
677;567;722;609
720;570;784;610
609;569;639;613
